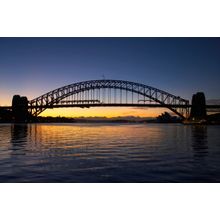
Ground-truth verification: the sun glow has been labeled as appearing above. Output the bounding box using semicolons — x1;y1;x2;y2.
40;107;167;118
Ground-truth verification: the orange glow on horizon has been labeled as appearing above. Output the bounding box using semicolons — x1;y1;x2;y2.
0;96;171;118
40;107;169;118
1;96;171;118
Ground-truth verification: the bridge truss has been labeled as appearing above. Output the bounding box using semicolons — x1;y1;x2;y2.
29;79;190;119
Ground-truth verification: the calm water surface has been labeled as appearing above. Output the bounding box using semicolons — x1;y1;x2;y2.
0;123;220;182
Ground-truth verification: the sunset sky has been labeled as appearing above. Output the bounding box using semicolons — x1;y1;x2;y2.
0;37;220;117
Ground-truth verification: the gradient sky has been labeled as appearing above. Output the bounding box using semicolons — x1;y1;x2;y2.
0;38;219;117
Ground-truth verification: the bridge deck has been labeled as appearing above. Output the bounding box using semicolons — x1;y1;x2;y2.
30;103;192;108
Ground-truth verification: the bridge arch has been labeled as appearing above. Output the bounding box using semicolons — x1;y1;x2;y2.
29;79;189;118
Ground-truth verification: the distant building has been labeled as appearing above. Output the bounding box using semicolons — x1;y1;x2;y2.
156;112;181;123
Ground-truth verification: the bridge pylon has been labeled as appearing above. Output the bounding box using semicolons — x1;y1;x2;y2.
189;92;207;120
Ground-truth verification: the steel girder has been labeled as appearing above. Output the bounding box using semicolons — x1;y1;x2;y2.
29;79;189;118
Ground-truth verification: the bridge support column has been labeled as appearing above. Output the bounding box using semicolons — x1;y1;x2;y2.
12;95;29;123
189;92;207;121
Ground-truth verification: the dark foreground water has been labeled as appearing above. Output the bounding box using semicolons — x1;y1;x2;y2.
0;123;220;182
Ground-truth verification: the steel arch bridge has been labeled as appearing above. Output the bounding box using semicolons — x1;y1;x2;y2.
29;79;190;119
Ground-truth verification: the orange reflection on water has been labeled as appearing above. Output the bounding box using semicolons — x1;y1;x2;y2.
26;123;167;156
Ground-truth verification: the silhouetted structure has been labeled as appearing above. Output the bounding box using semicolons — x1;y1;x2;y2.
190;92;207;120
1;80;220;123
0;109;12;122
156;112;182;123
207;113;220;124
29;79;190;119
12;95;29;122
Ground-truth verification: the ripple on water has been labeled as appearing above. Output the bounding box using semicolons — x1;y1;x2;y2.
0;123;220;182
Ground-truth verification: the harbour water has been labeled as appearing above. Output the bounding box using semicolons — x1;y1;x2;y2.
0;123;220;182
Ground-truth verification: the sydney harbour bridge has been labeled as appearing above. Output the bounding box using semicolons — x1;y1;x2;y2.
1;79;219;122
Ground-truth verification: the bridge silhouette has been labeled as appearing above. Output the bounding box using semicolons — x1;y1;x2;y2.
29;79;190;119
1;79;220;121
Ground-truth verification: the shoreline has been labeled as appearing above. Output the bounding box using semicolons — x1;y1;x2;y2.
1;121;220;125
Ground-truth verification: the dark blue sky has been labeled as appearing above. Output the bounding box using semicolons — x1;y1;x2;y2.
0;37;220;105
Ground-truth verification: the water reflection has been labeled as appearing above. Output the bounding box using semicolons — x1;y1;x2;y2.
11;124;28;142
11;124;28;154
0;123;219;182
191;125;208;159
